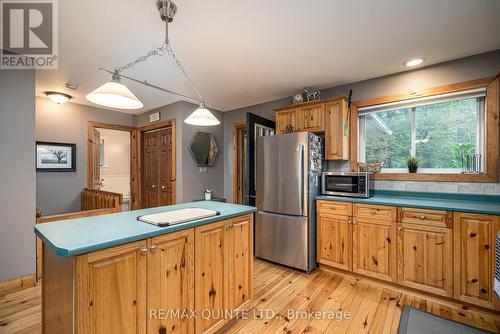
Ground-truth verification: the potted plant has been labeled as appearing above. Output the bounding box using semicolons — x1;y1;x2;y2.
407;157;420;173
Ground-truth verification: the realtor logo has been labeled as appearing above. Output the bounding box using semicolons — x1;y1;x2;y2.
1;0;58;69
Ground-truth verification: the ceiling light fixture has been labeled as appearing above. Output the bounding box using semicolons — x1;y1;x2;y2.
45;91;72;104
405;58;424;67
86;0;220;126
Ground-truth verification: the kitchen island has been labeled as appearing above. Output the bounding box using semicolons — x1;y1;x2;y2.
35;201;256;334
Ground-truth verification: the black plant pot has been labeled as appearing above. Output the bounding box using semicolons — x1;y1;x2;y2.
408;166;418;173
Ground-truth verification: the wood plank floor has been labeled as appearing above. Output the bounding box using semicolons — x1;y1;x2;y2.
1;259;499;333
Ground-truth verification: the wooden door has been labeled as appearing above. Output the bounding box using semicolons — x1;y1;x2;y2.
224;215;253;311
148;230;194;334
352;218;396;282
454;212;500;310
397;223;453;297
92;128;101;189
158;128;173;206
76;241;147;334
142;130;159;208
317;214;352;271
276;109;299;134
195;220;228;333
300;103;325;132
325;99;349;160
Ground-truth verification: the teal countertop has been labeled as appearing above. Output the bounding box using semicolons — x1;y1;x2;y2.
35;201;256;257
316;190;500;215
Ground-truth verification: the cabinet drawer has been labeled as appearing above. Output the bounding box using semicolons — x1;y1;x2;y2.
353;204;397;221
317;200;352;216
400;207;451;228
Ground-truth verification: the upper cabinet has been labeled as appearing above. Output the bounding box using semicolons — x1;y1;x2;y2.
274;97;350;161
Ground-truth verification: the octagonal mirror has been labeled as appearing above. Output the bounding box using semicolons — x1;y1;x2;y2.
188;132;219;166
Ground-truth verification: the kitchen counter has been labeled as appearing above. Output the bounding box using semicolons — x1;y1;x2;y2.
35;200;256;257
316;190;500;215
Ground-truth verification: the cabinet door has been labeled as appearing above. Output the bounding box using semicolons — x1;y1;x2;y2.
352;218;396;282
325;100;349;160
454;212;500;310
148;230;194;334
224;214;253;311
300;104;325;132
276;109;299;134
76;241;147;334
195;220;228;334
397;223;453;297
317;213;352;271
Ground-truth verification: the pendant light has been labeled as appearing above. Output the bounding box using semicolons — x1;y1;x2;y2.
184;103;220;126
86;71;143;109
85;0;219;126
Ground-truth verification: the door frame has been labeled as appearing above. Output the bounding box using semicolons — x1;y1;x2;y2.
87;121;139;209
232;122;246;204
138;119;177;206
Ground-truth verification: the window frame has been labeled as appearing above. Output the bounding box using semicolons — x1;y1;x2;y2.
349;75;499;183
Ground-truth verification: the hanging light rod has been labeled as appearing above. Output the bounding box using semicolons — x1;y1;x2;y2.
98;67;200;105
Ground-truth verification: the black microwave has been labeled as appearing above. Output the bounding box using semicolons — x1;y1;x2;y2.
321;172;373;198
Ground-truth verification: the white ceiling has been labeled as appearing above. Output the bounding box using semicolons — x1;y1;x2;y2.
36;0;500;113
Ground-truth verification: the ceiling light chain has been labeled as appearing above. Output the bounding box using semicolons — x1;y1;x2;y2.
114;21;204;104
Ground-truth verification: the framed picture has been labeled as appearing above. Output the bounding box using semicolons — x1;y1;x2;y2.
36;141;76;172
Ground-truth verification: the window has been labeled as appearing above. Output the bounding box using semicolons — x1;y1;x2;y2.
358;88;486;173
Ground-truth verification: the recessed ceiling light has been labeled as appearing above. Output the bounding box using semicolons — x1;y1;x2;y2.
405;58;424;67
45;91;72;104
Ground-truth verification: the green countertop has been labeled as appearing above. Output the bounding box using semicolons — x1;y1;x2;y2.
316;190;500;215
35;201;256;257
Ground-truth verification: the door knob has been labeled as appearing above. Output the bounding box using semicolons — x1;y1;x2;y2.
161;185;166;190
152;184;156;189
150;244;157;252
140;247;148;255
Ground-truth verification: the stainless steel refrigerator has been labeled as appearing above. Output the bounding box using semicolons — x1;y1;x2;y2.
255;132;323;272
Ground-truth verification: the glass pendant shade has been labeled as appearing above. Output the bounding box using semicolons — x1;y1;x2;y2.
184;104;220;126
86;79;143;109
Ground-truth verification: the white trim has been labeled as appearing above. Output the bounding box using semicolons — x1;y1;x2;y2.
358;87;486;115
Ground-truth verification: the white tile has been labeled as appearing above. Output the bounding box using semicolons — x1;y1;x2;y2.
483;184;497;194
405;182;426;192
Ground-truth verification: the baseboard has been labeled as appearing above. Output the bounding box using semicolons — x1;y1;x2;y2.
0;273;36;297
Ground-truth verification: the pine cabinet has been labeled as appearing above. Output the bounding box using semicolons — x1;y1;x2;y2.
453;212;500;310
195;215;254;334
43;214;254;334
352;217;397;282
317;213;352;271
300;104;325;132
276;109;299;134
147;230;195;334
76;241;148;334
397;223;453;297
324;99;350;160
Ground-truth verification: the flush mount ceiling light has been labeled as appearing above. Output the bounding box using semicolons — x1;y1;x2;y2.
45;91;72;104
86;0;220;125
405;58;424;67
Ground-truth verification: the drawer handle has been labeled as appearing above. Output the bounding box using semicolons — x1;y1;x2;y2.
140;247;148;255
420;215;426;220
150;244;157;252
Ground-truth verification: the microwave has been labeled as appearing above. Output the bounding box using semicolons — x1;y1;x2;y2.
321;172;373;198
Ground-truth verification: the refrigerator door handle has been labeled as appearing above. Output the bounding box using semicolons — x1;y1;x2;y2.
298;144;304;216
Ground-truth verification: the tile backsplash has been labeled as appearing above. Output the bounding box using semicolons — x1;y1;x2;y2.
325;161;500;195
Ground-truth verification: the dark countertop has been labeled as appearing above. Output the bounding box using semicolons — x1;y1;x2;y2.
316;190;500;215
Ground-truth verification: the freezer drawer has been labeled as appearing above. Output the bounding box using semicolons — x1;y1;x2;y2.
255;211;309;271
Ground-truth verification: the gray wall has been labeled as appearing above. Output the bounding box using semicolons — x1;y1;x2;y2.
137;101;224;202
36;97;136;214
223;49;500;202
0;70;36;280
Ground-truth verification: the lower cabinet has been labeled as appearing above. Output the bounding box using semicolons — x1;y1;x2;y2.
317;200;500;311
352;218;396;282
453;212;500;310
195;215;254;334
76;241;148;334
47;214;254;334
397;223;453;297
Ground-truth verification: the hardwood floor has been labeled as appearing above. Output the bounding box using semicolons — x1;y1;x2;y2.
1;259;499;333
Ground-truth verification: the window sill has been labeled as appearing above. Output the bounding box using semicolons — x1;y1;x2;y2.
371;172;498;183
